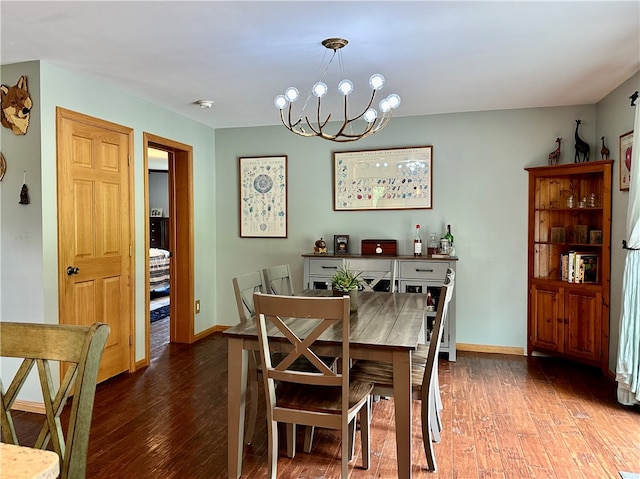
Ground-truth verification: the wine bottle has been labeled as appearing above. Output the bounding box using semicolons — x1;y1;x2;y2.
445;224;454;246
414;224;422;256
445;224;455;256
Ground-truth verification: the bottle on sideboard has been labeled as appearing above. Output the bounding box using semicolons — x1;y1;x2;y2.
440;224;454;255
445;224;454;246
414;224;422;256
427;233;438;256
445;224;455;256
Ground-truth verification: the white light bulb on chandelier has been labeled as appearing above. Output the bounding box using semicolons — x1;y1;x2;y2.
369;74;385;91
285;87;299;102
312;82;328;98
379;98;391;113
363;109;378;123
338;80;353;96
387;94;401;109
274;95;288;109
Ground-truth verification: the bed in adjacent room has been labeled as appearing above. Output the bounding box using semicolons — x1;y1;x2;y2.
150;248;170;291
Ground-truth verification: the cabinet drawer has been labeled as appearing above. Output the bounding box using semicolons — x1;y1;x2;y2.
308;259;343;276
349;259;393;272
309;276;332;289
399;261;448;281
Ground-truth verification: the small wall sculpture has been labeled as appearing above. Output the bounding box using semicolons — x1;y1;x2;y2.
1;75;32;135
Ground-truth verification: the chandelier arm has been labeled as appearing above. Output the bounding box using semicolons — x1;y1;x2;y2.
283;104;303;130
333;89;377;138
337;110;395;140
303;116;322;136
281;109;318;138
316;98;332;129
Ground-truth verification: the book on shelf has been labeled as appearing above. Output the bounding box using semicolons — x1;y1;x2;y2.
560;251;598;284
578;253;598;283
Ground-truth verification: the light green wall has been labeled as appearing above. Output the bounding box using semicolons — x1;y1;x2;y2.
215;105;601;352
594;71;639;372
1;61;217;374
1;62;43;326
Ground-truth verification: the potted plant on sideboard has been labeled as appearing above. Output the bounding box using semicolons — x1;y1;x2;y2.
331;264;362;312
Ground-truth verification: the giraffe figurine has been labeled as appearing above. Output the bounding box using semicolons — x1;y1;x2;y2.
548;137;562;165
574;120;590;162
600;136;610;160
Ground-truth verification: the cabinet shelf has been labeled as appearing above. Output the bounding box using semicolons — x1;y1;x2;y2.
534;241;602;247
526;160;611;373
534;207;602;212
532;277;601;287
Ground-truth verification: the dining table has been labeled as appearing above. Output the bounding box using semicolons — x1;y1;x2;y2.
224;289;426;479
0;442;60;479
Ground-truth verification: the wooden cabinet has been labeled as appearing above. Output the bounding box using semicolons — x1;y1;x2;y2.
526;160;611;371
302;254;457;360
150;217;169;250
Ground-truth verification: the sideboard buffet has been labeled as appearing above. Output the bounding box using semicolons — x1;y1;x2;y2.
302;254;458;360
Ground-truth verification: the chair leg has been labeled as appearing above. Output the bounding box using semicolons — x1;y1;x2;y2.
434;366;444;435
303;426;315;453
361;397;371;470
347;418;356;461
341;419;350;479
245;354;260;445
429;395;441;443
286;423;296;458
267;419;279;479
245;375;258;445
421;388;438;472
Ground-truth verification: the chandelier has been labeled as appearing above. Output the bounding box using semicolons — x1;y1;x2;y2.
274;38;401;143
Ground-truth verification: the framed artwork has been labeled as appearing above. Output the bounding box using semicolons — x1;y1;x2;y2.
334;235;350;254
150;208;163;217
333;146;433;211
239;155;288;238
620;130;633;191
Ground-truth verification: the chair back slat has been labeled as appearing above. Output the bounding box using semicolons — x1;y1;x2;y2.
232;271;265;323
0;322;110;479
254;292;349;391
422;269;455;395
263;264;295;295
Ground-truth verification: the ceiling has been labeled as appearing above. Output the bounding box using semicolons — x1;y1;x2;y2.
2;1;639;132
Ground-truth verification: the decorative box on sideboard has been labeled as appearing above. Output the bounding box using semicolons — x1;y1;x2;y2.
302;254;458;361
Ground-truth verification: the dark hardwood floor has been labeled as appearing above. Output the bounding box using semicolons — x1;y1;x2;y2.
8;319;640;478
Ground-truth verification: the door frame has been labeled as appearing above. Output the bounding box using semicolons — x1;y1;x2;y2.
143;133;195;360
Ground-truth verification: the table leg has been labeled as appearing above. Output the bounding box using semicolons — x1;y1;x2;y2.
392;350;413;479
228;338;248;479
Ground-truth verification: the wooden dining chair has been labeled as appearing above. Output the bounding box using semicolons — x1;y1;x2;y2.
0;321;110;479
262;263;337;455
233;271;325;453
415;267;455;443
232;270;267;445
349;270;455;472
262;264;295;295
253;292;372;478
